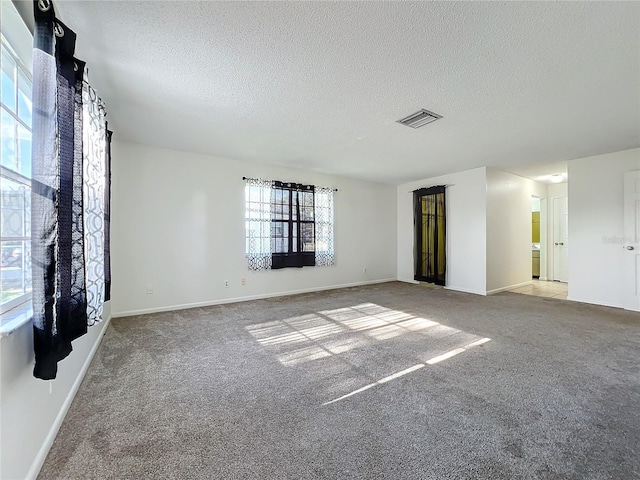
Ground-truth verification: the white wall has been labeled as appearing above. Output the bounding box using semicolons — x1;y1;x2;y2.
397;167;487;295
110;141;397;316
485;168;536;293
0;304;111;480
568;148;640;308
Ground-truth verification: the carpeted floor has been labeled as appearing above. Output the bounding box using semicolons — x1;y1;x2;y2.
38;282;640;480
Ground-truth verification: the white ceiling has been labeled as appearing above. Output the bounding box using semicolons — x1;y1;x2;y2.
52;1;640;184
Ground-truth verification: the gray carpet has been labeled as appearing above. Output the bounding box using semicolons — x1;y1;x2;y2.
38;282;640;480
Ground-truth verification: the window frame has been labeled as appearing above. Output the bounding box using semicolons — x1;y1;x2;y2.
1;31;33;316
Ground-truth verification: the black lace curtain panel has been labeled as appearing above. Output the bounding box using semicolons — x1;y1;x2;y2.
31;0;111;380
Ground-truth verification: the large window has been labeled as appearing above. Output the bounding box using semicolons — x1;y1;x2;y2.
1;34;32;313
245;178;335;271
271;182;315;269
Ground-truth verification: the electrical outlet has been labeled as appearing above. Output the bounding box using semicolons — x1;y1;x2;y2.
224;280;230;288
146;284;153;294
241;278;246;286
363;267;367;274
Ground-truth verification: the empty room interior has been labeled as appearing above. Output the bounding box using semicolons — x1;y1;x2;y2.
1;1;639;479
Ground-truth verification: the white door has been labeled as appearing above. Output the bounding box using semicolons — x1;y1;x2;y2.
623;171;640;311
553;196;568;282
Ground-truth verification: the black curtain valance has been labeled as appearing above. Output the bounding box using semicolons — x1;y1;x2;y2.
272;181;315;192
413;185;446;195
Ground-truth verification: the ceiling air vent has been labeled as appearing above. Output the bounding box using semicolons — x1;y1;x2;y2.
397;109;442;129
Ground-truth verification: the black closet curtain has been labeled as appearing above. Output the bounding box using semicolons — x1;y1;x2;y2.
413;186;446;285
271;181;316;269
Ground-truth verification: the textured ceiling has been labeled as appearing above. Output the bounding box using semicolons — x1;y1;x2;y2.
54;1;640;184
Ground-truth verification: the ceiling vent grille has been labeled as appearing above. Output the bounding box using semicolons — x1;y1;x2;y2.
397;109;442;129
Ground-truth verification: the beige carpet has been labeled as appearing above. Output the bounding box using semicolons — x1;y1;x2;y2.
38;282;640;479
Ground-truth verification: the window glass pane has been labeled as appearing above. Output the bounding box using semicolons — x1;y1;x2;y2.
17;69;31;125
17;124;31;177
1;240;30;304
1;175;29;238
249;186;260;203
301;224;315;251
301;206;313;221
1;107;16;170
1;46;16;113
292;222;298;252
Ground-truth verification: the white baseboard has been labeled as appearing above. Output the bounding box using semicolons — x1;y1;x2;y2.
112;278;397;318
566;296;624;309
538;276;549;281
444;286;486;296
26;316;112;480
486;281;533;296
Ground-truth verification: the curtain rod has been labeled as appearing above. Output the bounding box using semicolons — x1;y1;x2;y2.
407;184;453;193
243;177;338;192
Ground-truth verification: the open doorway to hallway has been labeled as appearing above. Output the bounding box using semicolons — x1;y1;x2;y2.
532;196;541;279
510;184;569;301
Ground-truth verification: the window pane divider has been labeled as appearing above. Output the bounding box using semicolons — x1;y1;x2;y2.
0;102;31;130
0;166;30;185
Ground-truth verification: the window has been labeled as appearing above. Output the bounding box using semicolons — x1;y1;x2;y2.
245;179;335;271
1;34;32;313
271;182;315;269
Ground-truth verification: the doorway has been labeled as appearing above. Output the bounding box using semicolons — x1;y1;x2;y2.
508;190;568;300
413;186;446;285
532;197;541;279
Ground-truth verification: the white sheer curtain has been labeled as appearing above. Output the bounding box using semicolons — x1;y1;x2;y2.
82;74;107;325
245;178;273;271
314;186;335;266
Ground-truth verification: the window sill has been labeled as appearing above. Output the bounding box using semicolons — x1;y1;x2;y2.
0;300;32;337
